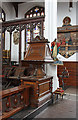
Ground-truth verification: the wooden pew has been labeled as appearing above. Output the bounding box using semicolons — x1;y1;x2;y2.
7;67;28;87
2;66;16;89
0;85;30;120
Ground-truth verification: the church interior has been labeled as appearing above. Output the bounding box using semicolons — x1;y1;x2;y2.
0;0;78;119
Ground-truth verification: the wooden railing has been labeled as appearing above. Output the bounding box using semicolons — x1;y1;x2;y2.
0;85;30;120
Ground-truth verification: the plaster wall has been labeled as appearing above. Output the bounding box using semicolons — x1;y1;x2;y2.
18;2;44;19
57;2;76;27
2;2;15;21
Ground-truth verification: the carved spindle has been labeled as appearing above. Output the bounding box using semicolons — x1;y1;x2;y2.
14;95;18;108
6;97;11;112
0;99;2;116
50;78;52;93
20;93;24;105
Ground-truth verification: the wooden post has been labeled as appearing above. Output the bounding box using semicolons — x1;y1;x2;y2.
41;20;44;37
30;23;33;41
51;78;52;93
0;99;2;116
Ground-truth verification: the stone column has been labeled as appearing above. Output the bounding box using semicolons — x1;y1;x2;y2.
44;0;59;92
44;0;57;46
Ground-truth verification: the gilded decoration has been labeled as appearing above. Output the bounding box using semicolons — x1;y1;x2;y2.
57;17;78;58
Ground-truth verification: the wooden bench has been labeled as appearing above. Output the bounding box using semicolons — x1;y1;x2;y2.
0;85;30;120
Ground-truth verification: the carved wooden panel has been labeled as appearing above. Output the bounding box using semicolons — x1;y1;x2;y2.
24;43;45;60
0;85;30;119
39;81;50;95
57;62;78;87
22;77;53;107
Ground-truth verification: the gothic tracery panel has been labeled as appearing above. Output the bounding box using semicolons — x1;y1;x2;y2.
25;6;44;51
25;6;44;18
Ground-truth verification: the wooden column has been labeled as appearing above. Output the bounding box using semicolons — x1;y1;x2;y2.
30;23;33;41
0;24;2;94
41;20;44;37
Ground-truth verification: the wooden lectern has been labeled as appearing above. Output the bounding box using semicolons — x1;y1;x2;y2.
21;37;53;107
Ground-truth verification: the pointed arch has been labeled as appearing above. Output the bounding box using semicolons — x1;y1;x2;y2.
24;6;44;51
25;6;44;18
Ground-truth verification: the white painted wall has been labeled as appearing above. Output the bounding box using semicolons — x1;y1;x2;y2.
5;31;10;50
18;2;44;19
57;2;76;27
21;30;25;60
76;1;78;25
57;53;78;61
2;2;15;21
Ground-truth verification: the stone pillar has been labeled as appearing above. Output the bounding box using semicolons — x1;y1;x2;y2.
44;0;57;46
44;0;59;92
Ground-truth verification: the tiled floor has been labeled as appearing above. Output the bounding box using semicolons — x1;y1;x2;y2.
34;87;77;119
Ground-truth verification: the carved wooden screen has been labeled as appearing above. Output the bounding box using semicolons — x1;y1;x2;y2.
25;6;45;51
0;7;5;49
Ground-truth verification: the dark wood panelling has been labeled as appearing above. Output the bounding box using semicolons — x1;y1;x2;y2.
21;77;53;107
57;62;78;87
0;85;30;120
